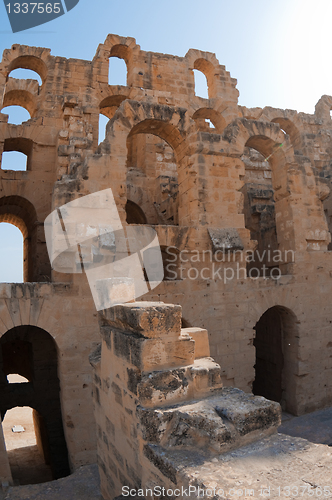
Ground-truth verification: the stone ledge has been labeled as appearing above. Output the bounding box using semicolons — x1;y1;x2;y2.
138;387;281;454
101;302;182;338
137;357;222;406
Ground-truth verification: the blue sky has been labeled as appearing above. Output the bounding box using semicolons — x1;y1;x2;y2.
0;0;332;281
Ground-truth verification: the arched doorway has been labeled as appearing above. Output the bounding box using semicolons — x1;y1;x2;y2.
0;326;70;481
252;306;299;413
2;396;52;485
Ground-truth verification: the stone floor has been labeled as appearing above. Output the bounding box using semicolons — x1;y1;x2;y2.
2;405;332;500
6;446;52;486
279;406;332;445
2;464;101;500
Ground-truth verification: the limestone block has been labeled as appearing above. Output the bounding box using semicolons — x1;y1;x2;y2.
103;302;182;338
208;227;244;253
111;329;194;372
182;327;210;358
138;387;281;454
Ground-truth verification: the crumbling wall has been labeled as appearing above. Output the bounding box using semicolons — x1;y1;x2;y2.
90;301;281;500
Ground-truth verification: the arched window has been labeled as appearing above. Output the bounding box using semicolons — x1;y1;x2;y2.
1;137;33;171
109;56;127;86
0;223;24;283
241;145;278;277
192;108;226;134
192;58;216;99
193;69;209;99
127;131;179;225
98;114;109;144
1;105;31;125
8;68;42;85
7;55;47;84
1;151;27;171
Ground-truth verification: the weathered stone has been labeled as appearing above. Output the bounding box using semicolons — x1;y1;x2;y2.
208;228;244;253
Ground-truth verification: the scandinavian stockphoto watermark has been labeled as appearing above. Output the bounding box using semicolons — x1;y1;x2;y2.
164;246;295;283
44;188;295;309
3;0;80;33
44;188;163;311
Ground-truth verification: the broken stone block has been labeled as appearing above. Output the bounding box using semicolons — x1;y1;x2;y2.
138;387;281;454
208;228;244;253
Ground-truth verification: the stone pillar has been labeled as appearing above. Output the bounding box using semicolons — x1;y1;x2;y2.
90;301;281;500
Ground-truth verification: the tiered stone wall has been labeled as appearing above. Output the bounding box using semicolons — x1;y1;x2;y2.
1;34;332;484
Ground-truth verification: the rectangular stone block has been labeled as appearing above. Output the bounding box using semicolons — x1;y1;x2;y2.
103;302;182;338
182;327;210;358
111;329;194;371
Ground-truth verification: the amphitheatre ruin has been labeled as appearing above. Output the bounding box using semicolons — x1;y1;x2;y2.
0;34;332;498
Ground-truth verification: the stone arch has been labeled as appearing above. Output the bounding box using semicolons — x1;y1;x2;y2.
126;121;181;225
127;118;187;161
3;137;33;157
1;45;50;85
252;305;299;415
259;108;302;151
0;123;54;147
108;46;130;87
270;117;302;151
97;99;190;224
192;107;226;133
1;89;37;119
0;196;39;281
94;35;139;88
6;54;48;83
186;49;238;102
0;325;70;479
100;94;129;120
193;58;216;99
222;119;307;257
125;199;147;224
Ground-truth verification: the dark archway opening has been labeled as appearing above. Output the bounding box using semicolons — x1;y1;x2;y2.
241;145;279;277
125;200;147;224
253;307;284;403
252;306;299;414
2;397;52;485
127;130;179;225
0;326;70;483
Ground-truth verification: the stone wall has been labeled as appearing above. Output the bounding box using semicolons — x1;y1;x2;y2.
1;34;332;484
0;416;11;486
